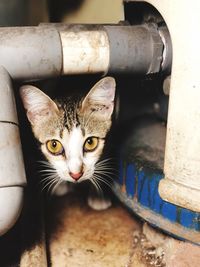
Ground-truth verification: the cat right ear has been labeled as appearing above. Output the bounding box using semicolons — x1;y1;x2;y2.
20;85;59;125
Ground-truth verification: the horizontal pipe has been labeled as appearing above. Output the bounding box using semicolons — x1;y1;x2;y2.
58;23;169;75
105;24;165;74
59;25;110;75
0;23;171;80
0;26;62;80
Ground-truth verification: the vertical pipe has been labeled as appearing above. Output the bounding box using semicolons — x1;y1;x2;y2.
159;0;200;211
0;66;26;235
136;0;200;212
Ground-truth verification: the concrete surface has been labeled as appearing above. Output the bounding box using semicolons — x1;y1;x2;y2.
46;191;146;267
1;185;200;267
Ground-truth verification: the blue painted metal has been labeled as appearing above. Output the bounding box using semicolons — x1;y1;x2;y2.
113;118;200;244
118;161;200;230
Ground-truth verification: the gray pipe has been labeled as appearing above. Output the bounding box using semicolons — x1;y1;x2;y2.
0;26;62;80
0;66;25;235
105;24;165;74
57;23;171;75
0;24;171;81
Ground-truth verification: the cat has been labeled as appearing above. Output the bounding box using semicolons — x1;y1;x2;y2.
20;77;116;210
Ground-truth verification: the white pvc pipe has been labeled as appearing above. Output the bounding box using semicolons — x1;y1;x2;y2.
0;66;26;235
132;0;200;212
60;30;110;75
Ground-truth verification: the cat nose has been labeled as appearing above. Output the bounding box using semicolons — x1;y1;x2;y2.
69;171;83;181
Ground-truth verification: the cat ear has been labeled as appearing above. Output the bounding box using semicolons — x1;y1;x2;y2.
20;85;59;125
81;77;116;119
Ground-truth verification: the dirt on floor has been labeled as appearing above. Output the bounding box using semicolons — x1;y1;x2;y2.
1;186;200;267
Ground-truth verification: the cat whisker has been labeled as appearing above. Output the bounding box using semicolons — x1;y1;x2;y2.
95;171;118;181
40;172;59;178
91;177;103;196
94;172;113;184
96;157;116;165
95;168;119;177
40;175;58;185
96;163;118;168
39;172;58;178
40;170;60;191
90;178;99;193
40;177;51;185
93;174;113;190
47;178;60;194
96;160;118;171
37;160;53;168
37;161;57;177
51;179;63;195
95;164;118;171
39;169;57;173
40;171;59;180
41;177;58;192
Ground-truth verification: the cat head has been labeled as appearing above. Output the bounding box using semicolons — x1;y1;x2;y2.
20;77;116;185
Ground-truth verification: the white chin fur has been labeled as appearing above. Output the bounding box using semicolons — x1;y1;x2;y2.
53;183;74;196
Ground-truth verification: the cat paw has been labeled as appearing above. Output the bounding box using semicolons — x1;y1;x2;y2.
53;183;74;196
87;196;112;210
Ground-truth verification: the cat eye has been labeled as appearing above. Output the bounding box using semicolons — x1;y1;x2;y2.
83;137;99;152
46;139;64;155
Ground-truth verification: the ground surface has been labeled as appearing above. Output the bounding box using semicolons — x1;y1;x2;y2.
45;191;147;267
1;187;200;267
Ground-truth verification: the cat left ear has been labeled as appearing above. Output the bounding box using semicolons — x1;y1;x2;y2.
20;85;59;125
81;77;116;119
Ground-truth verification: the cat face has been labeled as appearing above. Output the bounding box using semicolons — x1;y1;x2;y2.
20;77;116;185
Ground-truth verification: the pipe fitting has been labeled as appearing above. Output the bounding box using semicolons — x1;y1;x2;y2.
105;23;166;74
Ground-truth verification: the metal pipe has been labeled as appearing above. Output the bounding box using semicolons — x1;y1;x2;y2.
0;66;26;235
